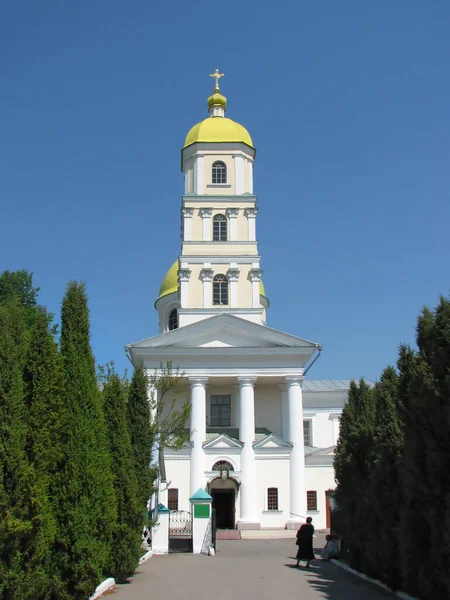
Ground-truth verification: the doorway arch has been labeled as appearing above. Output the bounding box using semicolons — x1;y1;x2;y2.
208;475;239;530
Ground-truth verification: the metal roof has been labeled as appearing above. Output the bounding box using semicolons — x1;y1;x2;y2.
302;380;374;392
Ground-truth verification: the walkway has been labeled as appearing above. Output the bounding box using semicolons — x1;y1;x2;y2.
114;538;395;600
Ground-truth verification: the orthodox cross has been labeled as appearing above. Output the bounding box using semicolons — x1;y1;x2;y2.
209;68;224;92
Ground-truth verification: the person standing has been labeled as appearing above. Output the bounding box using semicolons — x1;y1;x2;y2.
295;517;315;568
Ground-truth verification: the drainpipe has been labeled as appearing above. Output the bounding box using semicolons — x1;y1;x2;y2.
303;345;322;377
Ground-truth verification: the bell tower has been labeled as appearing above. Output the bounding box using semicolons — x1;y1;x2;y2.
155;71;269;332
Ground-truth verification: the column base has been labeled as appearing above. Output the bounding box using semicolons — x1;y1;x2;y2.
286;519;305;530
237;521;261;530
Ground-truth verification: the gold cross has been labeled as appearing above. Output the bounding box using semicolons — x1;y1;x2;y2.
209;68;224;92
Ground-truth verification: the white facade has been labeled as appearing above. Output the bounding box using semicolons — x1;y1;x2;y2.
127;79;352;531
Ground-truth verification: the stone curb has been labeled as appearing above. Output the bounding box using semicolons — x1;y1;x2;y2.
139;550;153;564
330;559;419;600
89;551;153;599
89;577;115;600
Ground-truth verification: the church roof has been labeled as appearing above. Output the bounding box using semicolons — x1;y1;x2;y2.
302;380;375;392
184;116;254;149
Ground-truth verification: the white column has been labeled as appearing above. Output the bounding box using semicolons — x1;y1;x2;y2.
226;208;239;241
238;376;259;528
233;384;240;429
178;268;191;307
200;268;213;308
249;268;263;308
248;160;254;194
182;208;194;241
189;377;208;496
245;208;258;242
227;268;240;308
278;383;289;441
286;376;306;527
330;413;341;445
147;380;158;464
199;208;212;241
194;155;205;194
234;154;245;194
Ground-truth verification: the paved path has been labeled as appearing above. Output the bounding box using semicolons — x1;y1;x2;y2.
114;538;395;600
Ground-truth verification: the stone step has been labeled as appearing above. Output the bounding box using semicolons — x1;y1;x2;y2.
216;529;242;540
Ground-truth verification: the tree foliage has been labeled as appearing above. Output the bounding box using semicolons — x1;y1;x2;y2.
101;364;142;582
334;296;450;599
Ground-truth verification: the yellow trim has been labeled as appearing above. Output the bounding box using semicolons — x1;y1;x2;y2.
184;117;254;149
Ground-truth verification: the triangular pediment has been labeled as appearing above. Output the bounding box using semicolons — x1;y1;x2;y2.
253;433;292;449
203;433;243;449
127;313;320;352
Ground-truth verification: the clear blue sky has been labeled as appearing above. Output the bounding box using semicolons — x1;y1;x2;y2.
1;1;449;381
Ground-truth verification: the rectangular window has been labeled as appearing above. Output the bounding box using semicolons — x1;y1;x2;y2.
307;490;317;511
267;487;278;511
168;488;178;511
303;420;312;446
210;395;231;427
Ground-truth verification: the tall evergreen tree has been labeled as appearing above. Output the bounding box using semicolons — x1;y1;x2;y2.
16;309;65;598
334;379;376;571
367;366;402;588
101;365;142;582
0;296;32;596
127;366;154;512
54;282;116;599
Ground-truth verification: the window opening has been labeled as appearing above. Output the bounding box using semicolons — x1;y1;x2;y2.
267;488;279;511
213;274;228;305
212;461;234;472
212;161;227;184
307;490;317;511
168;488;179;511
213;214;227;241
303;420;312;446
168;309;178;331
210;395;231;427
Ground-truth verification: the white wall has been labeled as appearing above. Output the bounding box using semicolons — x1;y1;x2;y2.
305;466;335;530
256;456;290;528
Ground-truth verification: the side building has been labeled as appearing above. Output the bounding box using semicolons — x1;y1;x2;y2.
127;74;356;530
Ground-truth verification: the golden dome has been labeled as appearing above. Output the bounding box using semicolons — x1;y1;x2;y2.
207;92;227;110
184;117;254;149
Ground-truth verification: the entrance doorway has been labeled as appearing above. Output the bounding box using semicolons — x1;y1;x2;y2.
211;489;235;529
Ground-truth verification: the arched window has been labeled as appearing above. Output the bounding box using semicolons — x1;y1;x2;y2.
213;274;228;305
212;461;234;472
213;214;227;241
168;308;178;331
212;161;227;184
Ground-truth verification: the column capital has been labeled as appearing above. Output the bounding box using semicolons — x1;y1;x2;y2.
244;207;258;218
249;268;263;283
178;268;191;282
226;207;239;218
199;207;213;218
285;375;305;386
227;268;240;282
188;376;209;387
200;268;214;282
237;376;258;386
182;207;194;217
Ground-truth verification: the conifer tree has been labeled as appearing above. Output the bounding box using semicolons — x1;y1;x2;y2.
101;365;142;582
54;281;116;599
0;296;32;595
367;366;402;588
127;366;154;512
334;379;376;571
16;308;65;598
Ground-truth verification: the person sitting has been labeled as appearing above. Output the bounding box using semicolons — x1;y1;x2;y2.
320;535;338;560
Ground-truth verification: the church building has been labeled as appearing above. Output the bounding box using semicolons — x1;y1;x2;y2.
127;71;350;531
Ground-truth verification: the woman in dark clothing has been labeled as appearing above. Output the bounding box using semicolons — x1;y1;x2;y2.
295;517;315;568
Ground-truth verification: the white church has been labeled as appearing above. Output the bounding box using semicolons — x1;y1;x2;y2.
127;71;351;531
